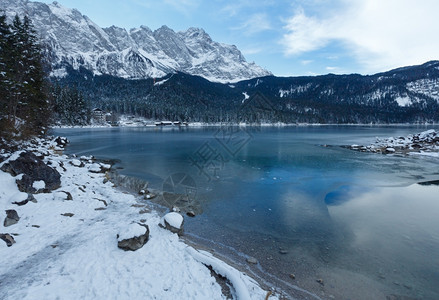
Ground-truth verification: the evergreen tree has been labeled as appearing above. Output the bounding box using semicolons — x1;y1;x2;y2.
0;14;51;138
0;12;12;134
53;85;89;125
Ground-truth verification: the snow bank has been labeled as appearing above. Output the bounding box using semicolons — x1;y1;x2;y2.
187;248;277;299
0;137;277;299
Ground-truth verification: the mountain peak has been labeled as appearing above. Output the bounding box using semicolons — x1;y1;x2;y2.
2;0;272;82
185;27;206;34
155;25;174;33
182;27;211;40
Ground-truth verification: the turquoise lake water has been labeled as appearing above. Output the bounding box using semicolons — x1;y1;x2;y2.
54;126;439;299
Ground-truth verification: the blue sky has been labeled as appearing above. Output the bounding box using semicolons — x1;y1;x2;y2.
39;0;439;77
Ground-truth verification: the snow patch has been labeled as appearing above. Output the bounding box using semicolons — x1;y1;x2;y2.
32;180;46;190
154;77;170;86
0;171;27;206
406;78;439;101
71;159;82;167
410;151;439;158
419;129;436;139
117;223;147;241
395;96;412;107
164;212;183;229
88;163;102;172
9;191;28;205
50;67;68;78
100;163;111;170
242;92;250;103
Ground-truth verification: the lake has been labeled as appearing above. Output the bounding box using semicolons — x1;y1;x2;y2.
53;125;439;300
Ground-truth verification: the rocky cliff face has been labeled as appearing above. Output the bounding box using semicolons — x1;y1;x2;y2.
1;0;271;82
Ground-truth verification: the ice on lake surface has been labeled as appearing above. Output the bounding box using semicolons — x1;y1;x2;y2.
54;125;439;299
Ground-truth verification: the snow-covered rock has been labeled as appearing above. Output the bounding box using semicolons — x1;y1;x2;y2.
3;209;20;227
12;193;36;206
0;234;15;247
1;0;271;83
88;163;103;173
164;212;183;229
162;212;184;236
100;163;111;171
70;159;83;167
53;191;73;201
8;191;28;205
0;151;61;193
117;223;150;251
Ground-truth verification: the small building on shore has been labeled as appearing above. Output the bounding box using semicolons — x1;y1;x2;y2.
91;108;106;124
155;121;174;126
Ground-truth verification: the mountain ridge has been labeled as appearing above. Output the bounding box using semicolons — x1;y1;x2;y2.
0;0;271;83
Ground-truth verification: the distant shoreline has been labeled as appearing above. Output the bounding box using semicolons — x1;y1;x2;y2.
52;122;439;129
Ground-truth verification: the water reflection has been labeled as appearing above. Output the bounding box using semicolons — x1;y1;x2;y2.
327;184;439;299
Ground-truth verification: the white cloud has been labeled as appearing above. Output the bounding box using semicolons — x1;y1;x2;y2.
281;0;439;73
232;13;272;35
281;8;330;54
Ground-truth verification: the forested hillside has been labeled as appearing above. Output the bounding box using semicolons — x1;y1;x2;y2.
55;61;439;124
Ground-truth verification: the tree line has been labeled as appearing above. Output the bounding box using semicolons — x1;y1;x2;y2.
0;12;89;141
57;67;439;125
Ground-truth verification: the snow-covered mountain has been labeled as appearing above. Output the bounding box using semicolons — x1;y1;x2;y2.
0;0;271;83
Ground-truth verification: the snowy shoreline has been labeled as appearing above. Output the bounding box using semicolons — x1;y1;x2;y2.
343;129;439;158
51;117;439;129
0;137;279;299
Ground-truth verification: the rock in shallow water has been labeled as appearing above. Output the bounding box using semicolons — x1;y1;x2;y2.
279;248;288;255
186;210;196;217
246;257;258;264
